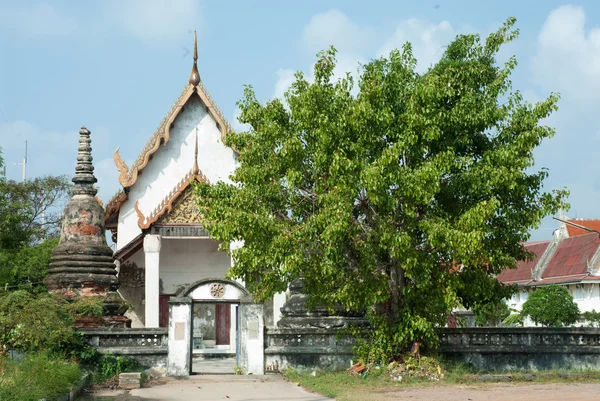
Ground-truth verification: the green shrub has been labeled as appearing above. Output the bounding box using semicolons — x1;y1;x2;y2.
472;300;511;327
0;291;88;358
521;285;580;327
0;353;82;401
97;353;140;380
583;310;600;327
68;296;105;317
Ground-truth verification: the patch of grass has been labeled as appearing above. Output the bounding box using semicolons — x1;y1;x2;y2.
284;362;600;401
0;353;83;401
284;369;393;400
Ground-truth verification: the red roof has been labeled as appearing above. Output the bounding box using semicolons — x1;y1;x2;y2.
542;233;600;279
566;219;600;237
497;241;550;285
532;275;588;286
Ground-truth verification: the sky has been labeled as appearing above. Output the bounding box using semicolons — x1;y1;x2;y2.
1;0;599;241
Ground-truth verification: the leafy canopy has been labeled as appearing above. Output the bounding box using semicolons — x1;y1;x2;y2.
0;169;69;290
197;18;566;361
521;285;580;327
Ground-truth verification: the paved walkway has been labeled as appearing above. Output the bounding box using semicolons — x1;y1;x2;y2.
87;375;333;401
192;356;236;374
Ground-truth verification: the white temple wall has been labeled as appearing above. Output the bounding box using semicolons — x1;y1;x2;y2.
159;238;231;294
116;95;238;251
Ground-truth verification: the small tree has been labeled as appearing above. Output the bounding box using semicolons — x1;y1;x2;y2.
472;300;510;327
521;285;580;327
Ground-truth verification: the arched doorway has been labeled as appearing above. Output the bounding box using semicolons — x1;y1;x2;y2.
181;278;248;374
167;278;264;376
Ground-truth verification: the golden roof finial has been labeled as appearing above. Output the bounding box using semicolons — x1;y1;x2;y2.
189;30;200;86
193;127;199;175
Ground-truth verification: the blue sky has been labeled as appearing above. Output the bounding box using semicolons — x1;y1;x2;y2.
1;0;599;240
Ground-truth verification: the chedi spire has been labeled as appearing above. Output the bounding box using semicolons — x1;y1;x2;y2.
188;30;200;86
45;127;128;326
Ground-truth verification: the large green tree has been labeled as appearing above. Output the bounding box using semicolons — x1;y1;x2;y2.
196;19;567;361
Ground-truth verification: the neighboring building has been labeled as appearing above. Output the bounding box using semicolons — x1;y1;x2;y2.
497;218;600;324
103;34;285;363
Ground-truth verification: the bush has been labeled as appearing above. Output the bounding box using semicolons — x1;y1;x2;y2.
521;285;580;327
472;300;511;327
583;310;600;327
0;353;82;401
0;291;88;358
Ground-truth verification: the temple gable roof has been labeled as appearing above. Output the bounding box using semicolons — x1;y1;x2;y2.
105;31;232;228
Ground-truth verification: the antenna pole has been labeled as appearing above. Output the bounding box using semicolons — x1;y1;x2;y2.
22;140;27;182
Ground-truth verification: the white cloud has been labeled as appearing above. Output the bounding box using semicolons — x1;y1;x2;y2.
104;0;201;43
273;69;296;100
532;5;600;104
0;2;77;36
231;108;250;133
378;19;456;72
273;11;461;101
300;9;376;57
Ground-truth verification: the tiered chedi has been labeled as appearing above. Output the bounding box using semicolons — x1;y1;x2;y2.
45;127;129;327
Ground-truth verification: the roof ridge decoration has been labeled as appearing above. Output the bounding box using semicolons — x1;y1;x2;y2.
112;31;233;189
134;168;209;229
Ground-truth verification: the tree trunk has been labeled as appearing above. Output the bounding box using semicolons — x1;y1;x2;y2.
388;263;405;327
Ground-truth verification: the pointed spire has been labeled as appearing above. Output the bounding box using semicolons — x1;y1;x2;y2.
193;127;199;175
189;30;200;86
72;126;98;197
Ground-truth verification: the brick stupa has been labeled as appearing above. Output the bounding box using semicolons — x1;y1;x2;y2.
45;127;130;327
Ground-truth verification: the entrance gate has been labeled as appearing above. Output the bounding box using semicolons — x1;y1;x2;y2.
166;278;265;376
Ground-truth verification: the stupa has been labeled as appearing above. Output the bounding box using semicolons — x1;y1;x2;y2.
45;127;129;327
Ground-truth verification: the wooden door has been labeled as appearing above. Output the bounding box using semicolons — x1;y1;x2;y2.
215;303;231;345
159;295;172;328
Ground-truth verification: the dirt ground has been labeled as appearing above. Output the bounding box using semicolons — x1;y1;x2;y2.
351;382;600;401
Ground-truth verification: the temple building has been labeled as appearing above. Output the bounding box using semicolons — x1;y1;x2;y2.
103;33;285;370
497;218;600;325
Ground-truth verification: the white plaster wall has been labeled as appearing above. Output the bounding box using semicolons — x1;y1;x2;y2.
159;238;231;294
167;300;192;376
188;283;243;301
116;94;238;251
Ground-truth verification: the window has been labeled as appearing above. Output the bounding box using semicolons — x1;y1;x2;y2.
575;284;584;301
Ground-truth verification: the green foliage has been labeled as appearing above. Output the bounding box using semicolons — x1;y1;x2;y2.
0;291;87;357
521;285;580;327
97;353;139;380
0;237;58;290
197;18;566;363
0;174;69;291
0;175;70;251
0;353;82;401
233;364;247;375
583;310;600;327
68;296;105;318
502;310;525;327
472;300;511;327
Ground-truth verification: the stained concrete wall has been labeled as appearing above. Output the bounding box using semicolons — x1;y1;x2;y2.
239;302;264;375
439;327;600;371
167;297;192;376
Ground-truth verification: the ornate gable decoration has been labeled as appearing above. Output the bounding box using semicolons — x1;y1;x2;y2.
158;186;203;225
134;169;208;229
